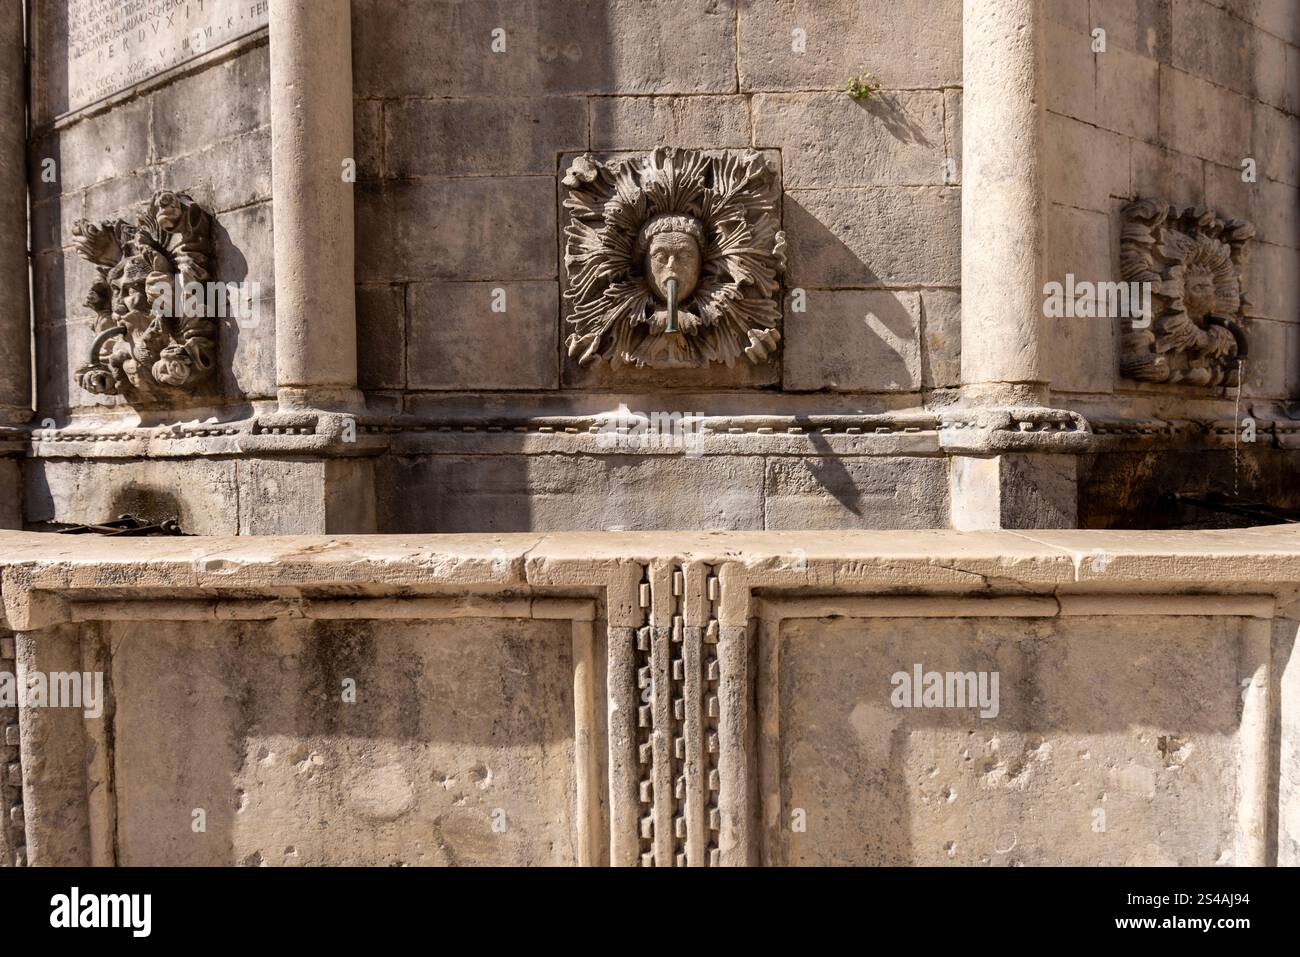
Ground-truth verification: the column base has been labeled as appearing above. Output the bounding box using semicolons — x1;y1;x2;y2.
950;453;1079;529
238;456;376;534
276;386;367;414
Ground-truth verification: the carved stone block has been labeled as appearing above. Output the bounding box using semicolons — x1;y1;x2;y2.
562;148;785;372
71;190;219;404
1119;198;1254;387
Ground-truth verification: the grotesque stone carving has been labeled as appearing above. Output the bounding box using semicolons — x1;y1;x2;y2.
1119;199;1253;387
72;190;218;401
562;148;785;370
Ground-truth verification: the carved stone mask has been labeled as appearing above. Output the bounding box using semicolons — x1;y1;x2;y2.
1183;268;1215;322
562;148;785;370
72;189;218;402
645;231;701;302
110;258;152;322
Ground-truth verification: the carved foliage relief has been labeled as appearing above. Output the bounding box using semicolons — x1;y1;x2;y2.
72;190;218;402
563;148;785;370
1120;199;1254;387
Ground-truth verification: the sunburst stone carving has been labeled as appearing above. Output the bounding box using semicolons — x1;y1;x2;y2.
1120;198;1254;387
562;148;786;370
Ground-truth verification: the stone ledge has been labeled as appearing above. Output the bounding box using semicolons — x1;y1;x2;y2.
2;526;1299;626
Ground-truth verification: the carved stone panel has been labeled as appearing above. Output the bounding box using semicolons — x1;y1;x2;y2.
561;148;785;376
72;191;219;405
35;0;270;121
1119;199;1254;387
618;560;735;867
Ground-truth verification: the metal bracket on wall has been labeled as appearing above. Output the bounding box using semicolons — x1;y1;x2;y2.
57;514;185;536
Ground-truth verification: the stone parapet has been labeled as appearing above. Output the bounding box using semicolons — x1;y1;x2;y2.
1;527;1297;866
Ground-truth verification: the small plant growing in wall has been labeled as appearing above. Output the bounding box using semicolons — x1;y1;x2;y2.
845;72;881;100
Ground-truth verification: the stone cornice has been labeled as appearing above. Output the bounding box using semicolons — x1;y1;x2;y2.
14;409;1300;459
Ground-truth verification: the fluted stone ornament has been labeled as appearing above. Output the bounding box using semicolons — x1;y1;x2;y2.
1120;198;1254;388
72;190;218;402
563;148;785;370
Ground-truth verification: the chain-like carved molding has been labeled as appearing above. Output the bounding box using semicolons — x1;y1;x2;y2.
71;190;219;403
1119;198;1254;387
0;632;23;867
562;148;785;371
626;560;732;866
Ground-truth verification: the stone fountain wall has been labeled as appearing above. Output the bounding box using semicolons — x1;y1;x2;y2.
350;0;966;532
7;0;1300;535
1041;1;1300;526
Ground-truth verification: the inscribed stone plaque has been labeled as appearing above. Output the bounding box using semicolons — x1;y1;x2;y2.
37;0;270;120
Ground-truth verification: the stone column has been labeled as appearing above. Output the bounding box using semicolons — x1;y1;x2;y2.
948;0;1085;529
268;0;362;412
255;0;375;533
0;4;29;529
960;0;1047;407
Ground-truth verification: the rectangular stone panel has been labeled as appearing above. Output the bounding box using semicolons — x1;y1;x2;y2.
1130;140;1206;210
1045;112;1132;213
1044;20;1097;125
29;96;150;200
1043;204;1118;395
352;0;737;98
356;177;557;282
356;284;405;390
1244;241;1299;321
784;187;960;287
33;0;270;121
753;92;947;188
24;457;241;534
770;614;1245;865
149;43;271;162
763;456;949;529
590;95;752;151
920;289;960;390
1094;44;1160;142
1170;0;1255;98
385;98;587;177
1088;0;1173;59
738;0;962;91
407;281;559;391
376;453;767;532
1158;64;1254;169
110;617;579;866
783;289;923;392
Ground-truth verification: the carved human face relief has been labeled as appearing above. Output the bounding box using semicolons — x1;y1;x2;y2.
72;190;218;402
645;231;701;302
1182;268;1215;323
562;148;785;370
110;265;152;326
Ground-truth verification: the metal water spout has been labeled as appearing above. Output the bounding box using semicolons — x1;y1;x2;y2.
88;323;127;366
665;277;679;334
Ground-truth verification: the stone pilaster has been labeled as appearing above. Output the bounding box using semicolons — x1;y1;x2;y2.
0;4;28;529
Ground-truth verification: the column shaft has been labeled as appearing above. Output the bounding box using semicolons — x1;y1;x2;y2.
960;0;1048;404
269;0;360;409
